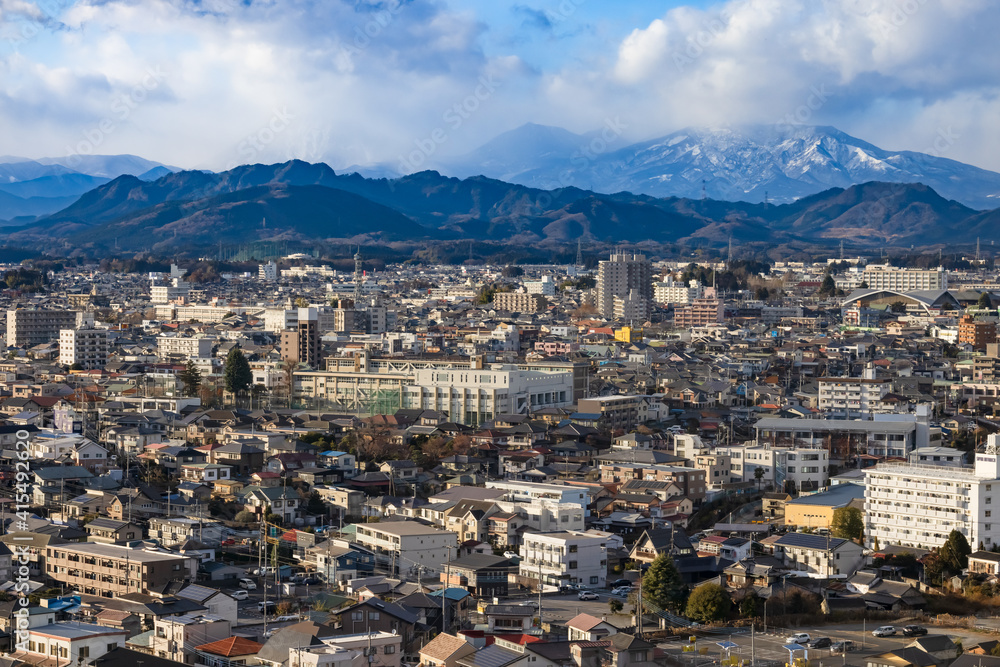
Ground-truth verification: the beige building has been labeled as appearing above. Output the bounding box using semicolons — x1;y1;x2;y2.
45;542;197;596
7;309;85;348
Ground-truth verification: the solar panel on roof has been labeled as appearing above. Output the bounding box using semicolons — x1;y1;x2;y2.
775;533;847;549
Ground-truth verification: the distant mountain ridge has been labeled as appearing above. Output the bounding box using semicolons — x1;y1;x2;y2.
4;160;1000;255
438;123;1000;210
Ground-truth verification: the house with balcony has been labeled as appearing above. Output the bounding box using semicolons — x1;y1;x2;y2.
769;532;866;578
84;518;143;544
240;485;301;523
518;531;608;589
629;526;695;564
443;554;512;598
181;463;232;484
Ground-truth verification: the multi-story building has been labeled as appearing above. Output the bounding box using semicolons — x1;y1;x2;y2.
753;410;931;460
653;278;703;305
281;307;322;367
486;480;589;515
151;614;232;664
15;622;127;665
493;292;546;313
150;277;191;304
354;521;457;577
259;261;278;281
817;371;893;419
597;252;652;319
771;533;866;578
524;276;556;296
673;289;724;328
157;335;216;359
518;531;608;589
959;314;998;352
148;517;226;546
45;542;196;596
577;395;649;432
597;464;707;502
59;328;109;369
865;438;1000;551
716;443;830;493
7;309;86;348
860;264;947;292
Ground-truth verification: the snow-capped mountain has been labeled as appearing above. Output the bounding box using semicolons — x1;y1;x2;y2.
442;124;1000;210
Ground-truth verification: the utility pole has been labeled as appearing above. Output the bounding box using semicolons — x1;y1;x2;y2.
637;573;643;638
442;563;450;634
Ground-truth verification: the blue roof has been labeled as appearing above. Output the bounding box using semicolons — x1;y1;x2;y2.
786;482;865;508
430;587;471;601
571;413;602;420
774;532;849;551
321;451;349;456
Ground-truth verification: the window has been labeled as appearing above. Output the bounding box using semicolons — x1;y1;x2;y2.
590;576;599;584
369;612;380;621
384;647;396;655
352;612;363;621
107;643;118;652
569;561;578;569
79;647;90;659
569;545;578;553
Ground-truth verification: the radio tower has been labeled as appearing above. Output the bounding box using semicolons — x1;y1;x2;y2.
576;239;583;268
353;248;363;304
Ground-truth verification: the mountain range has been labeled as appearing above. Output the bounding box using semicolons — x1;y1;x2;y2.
4;159;1000;255
0;154;176;221
436;124;1000;210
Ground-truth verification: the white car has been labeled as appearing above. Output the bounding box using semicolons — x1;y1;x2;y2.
872;626;896;638
611;586;632;597
503;551;519;559
238;578;257;590
786;633;811;644
230;589;249;600
258;600;277;613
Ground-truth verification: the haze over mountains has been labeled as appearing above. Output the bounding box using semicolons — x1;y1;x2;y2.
437;124;1000;210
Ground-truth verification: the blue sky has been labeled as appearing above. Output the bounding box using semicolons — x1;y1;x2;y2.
0;0;997;174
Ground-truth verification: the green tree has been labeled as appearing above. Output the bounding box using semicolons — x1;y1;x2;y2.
939;529;972;573
641;553;688;613
608;598;623;614
978;292;993;309
234;510;255;524
739;591;761;618
179;360;202;397
830;507;864;541
753;467;765;491
685;583;731;623
224;347;253;396
817;275;836;296
306;491;327;516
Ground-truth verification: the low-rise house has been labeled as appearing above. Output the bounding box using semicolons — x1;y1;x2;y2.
175;584;239;625
482;604;534;634
241;485;301;523
85;518;143;544
443;554;512;598
330;597;419;647
969;551;1000;576
419;633;476;667
12;621;128;664
566;613;619;642
770;532;866;578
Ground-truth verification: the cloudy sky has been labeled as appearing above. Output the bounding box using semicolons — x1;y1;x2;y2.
1;0;998;173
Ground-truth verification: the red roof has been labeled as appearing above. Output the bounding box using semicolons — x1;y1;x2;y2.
196;636;264;657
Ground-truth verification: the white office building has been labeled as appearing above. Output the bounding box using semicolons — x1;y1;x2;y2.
716;444;830;493
524;275;556;296
860;265;948;292
865;436;1000;551
150;277;191;304
653;279;703;305
158;335;216;359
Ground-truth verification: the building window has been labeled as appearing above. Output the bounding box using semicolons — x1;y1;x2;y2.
590;576;599;584
352;612;363;621
369;612;380;621
384;647;396;654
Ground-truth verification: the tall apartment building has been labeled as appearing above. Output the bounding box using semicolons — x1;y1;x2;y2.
524;275;556;296
59;328;108;369
281;307;322;367
354;521;456;576
596;252;652;319
673;288;724;328
860;264;948;291
150;277;191;304
7;309;87;348
45;542;196;596
493;292;546;313
865;437;1000;551
259;261;278;281
654;278;703;305
959;314;998;352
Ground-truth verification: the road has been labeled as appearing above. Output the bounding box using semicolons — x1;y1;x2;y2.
661;622;996;667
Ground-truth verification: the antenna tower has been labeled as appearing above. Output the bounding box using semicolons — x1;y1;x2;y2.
576;239;583;268
353;248;363;304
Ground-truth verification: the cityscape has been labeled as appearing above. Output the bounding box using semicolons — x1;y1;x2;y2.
2;2;1000;667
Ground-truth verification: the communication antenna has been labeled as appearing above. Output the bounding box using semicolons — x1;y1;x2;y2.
353;248;363;304
576;239;583;268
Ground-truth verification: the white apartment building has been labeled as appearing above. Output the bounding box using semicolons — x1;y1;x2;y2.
486;480;590;516
157;335;216;358
861;265;948;292
401;366;574;426
755;409;932;459
264;308;298;333
495;499;585;532
59;328;108;369
716;444;829;493
771;533;866;578
354;521;457;577
865;439;1000;551
817;371;893;419
148;517;227;546
151;277;191;304
524;275;556;296
653;279;703;305
259;261;278;281
519;531;608;589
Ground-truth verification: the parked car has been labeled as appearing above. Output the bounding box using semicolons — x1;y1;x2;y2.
610;579;633;589
578;591;599;601
258;600;277;613
903;625;928;637
503;551;519;559
238;578;257;590
220;538;236;546
518;600;538;608
807;638;831;649
275;614;299;622
230;589;249;600
831;641;856;654
786;633;811;644
611;586;632;597
872;626;896;637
